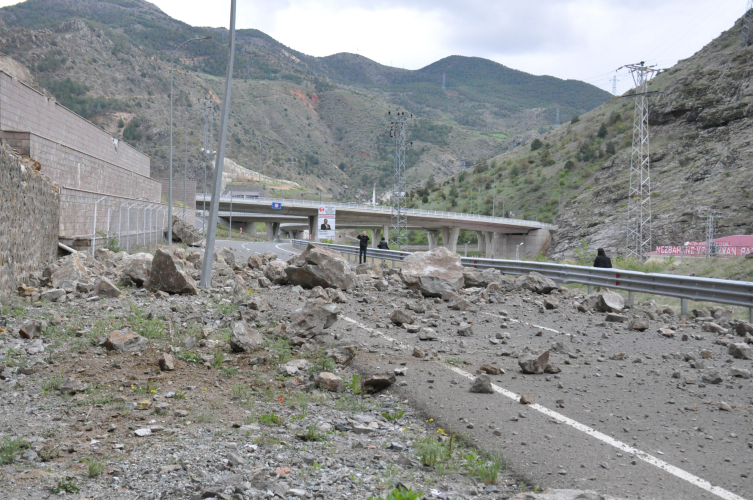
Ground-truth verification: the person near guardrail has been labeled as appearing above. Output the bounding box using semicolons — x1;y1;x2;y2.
593;248;612;292
378;237;389;250
356;231;370;264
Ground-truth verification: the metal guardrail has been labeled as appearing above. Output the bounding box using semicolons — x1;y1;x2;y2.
291;240;753;320
197;195;552;229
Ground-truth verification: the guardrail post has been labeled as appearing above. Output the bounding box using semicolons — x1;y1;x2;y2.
587;285;593;294
628;291;635;308
749;307;752;324
681;298;689;317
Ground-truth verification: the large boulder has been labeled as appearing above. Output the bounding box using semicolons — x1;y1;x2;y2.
147;249;198;294
400;247;464;297
216;247;236;268
285;244;355;290
93;277;121;298
171;215;203;246
463;268;505;288
518;350;550;374
229;322;264;352
515;272;558;294
595;292;625;313
289;299;340;338
51;253;89;290
247;255;264;269
356;262;383;279
264;260;289;285
390;309;414;325
123;253;153;286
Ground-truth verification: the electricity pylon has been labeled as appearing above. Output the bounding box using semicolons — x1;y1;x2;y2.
388;110;411;249
621;62;659;260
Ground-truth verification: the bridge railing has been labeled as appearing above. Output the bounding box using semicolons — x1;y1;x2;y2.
196;195;552;229
291;240;753;320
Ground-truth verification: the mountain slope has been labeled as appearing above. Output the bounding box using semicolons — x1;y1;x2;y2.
0;0;610;201
412;15;753;259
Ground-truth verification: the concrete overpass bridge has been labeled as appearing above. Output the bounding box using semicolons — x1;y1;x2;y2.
197;196;555;259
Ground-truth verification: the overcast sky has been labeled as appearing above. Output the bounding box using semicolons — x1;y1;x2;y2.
0;0;746;93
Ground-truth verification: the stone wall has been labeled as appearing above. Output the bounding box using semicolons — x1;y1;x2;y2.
0;72;149;177
0;143;59;297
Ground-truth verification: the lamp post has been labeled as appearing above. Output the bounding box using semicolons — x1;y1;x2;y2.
169;35;210;245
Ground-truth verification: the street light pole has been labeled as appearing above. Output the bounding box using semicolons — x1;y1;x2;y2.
200;0;237;288
169;34;210;245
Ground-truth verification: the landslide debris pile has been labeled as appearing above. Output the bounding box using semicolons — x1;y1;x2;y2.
1;244;751;499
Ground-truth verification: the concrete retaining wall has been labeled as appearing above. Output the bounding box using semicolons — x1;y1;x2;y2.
0;144;59;297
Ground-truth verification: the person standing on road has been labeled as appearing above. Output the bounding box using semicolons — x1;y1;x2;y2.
593;248;612;292
377;237;389;250
356;231;370;264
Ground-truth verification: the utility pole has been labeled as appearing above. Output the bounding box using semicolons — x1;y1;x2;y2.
612;74;618;96
705;212;722;258
388;110;411;249
621;62;659;260
201;100;213;236
200;0;236;288
743;0;753;47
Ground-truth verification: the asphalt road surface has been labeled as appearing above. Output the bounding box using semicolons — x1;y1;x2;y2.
214;240;298;264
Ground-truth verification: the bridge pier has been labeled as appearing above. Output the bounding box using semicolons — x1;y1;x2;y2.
308;216;318;242
476;231;486;253
427;230;440;250
485;232;498;259
371;227;382;248
265;222;280;241
440;227;460;253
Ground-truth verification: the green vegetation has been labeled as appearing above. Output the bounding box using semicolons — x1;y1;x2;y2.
344;374;362;395
300;422;327;442
368;487;423;500
46;78;122;119
381;410;405;422
0;437;28;465
81;457;106;477
259;412;283;426
51;478;79;494
177;350;202;363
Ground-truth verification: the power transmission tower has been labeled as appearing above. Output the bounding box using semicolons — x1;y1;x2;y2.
743;0;753;46
442;72;446;90
612;75;618;96
622;62;659;260
705;212;722;258
388;110;411;249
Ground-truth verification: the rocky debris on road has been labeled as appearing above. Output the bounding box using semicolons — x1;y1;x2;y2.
325;345;358;366
264;260;289;285
93;277;121;298
512;488;617;499
729;343;751;359
285;244;355;289
171;215;203;246
315;372;343;391
158;352;175;371
51;252;89;290
519;394;534;404
519;350;550;374
628;317;649;331
288;299;339;338
229;321;264;352
463;268;512;289
400;247;465;297
19;320;42;339
390;308;414;325
470;374;494;393
361;372;396;394
103;329;148;352
147;248;199;294
516;272;558;294
122;252;153;286
457;322;474;336
356;262;384;279
595;292;625;313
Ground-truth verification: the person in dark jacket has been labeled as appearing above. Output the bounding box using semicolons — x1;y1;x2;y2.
377;237;389;250
356;231;370;263
593;248;612;292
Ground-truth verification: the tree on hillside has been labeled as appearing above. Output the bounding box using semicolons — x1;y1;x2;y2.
474;157;488;174
530;138;543;151
571;115;580;124
597;123;608;138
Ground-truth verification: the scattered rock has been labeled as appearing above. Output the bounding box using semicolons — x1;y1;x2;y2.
469;375;494;394
519;350;550;374
520;394;534;404
123;253;153;286
57;378;87;394
628;318;650;331
479;364;504;375
595;292;625;313
103;329;148;352
515;272;558;295
390;309;414;325
93;277;121;298
356;262;383;279
701;370;723;384
51;253;88;290
325;345;358;366
40;288;65;302
159;353;175;371
289;300;339;338
229;322;264;352
285;244;355;289
147;249;198;294
457;322;474;336
730;367;751;379
171;215;203;246
264;260;289;285
728;343;751;359
362;373;396;394
247;297;271;312
702;322;726;334
315;372;343;392
19;320;42;339
606;313;628;323
544;297;559;310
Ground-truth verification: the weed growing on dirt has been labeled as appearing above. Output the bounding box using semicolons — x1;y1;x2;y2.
177;350;202;363
463;450;504;485
81;457;106;477
368;486;423;500
344;374;362;395
0;303;25;318
0;437;28;465
259;412;283;426
128;303;166;339
231;384;248;399
266;338;292;363
307;357;336;374
51;478;79;494
382;410;405;422
212;349;225;368
172;390;187;400
41;372;64;395
299;423;326;442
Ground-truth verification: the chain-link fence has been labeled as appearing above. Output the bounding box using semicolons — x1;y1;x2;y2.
59;187;195;255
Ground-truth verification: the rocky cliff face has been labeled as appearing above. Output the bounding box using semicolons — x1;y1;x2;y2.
549;19;753;259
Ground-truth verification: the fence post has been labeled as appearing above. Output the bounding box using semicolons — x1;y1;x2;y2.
106;206;111;245
92;196;106;257
681;298;689;317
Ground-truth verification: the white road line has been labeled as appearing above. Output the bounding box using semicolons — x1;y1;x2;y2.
275;243;297;255
340;314;747;500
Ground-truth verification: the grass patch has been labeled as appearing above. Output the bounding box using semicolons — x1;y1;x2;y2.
463;450;504;485
81;457;106;477
212;349;225;368
0;437;28;465
128;303;166;339
177;350;202;363
266;337;293;363
231;384;249;399
41;373;64;395
50;478;79;494
307;357;336;374
298;423;327;442
259;412;283;426
382;410;405;422
368;487;424;500
344;374;362;395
